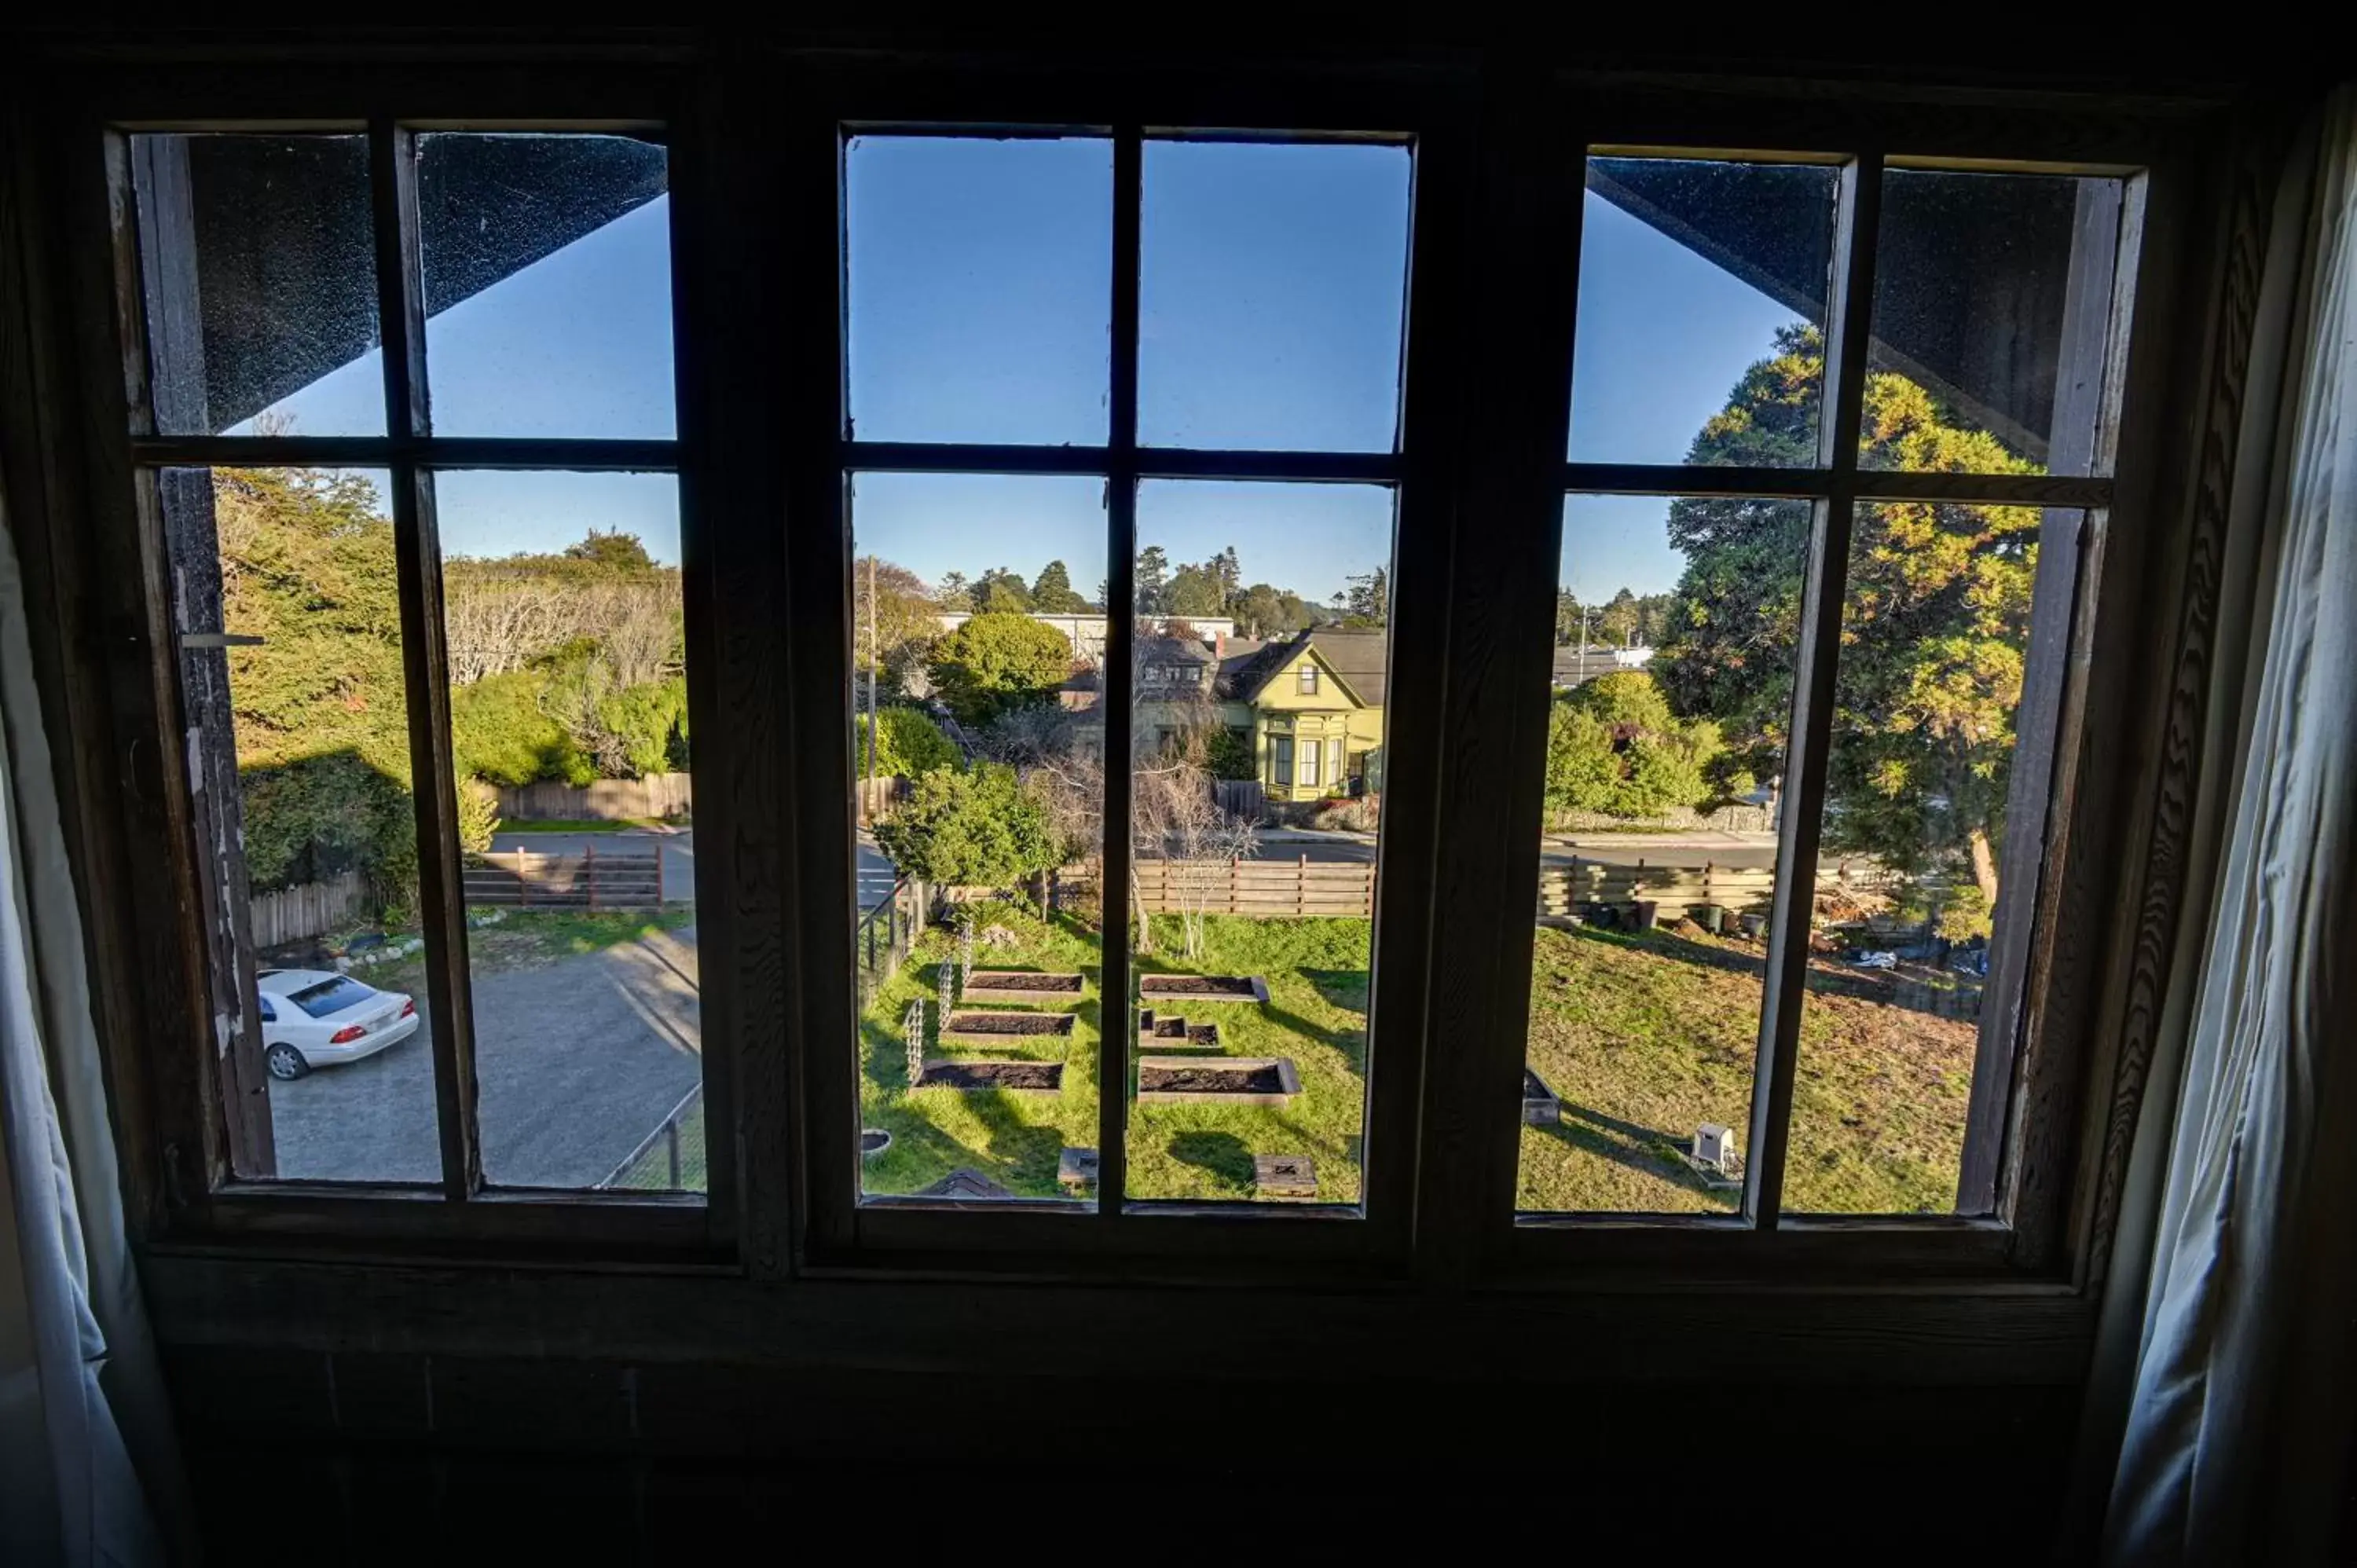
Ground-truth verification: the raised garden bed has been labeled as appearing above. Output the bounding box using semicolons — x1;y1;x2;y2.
1135;1055;1300;1107
1523;1067;1561;1127
940;1010;1078;1043
1254;1152;1318;1198
915;1058;1065;1094
918;1167;1015;1199
963;969;1086;1003
1137;973;1270;1005
1137;1009;1223;1050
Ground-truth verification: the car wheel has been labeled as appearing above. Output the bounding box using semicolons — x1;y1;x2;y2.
266;1042;310;1080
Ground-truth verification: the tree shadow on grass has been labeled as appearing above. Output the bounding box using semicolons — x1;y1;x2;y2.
1168;1130;1255;1195
1561;924;1981;1024
1535;1097;1734;1208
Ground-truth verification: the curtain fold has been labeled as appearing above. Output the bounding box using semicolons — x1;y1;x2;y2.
2105;85;2357;1565
0;496;176;1563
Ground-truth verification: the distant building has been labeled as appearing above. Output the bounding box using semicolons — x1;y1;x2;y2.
1552;643;1655;688
935;610;1237;665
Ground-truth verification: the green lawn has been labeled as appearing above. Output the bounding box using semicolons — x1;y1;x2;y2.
856;909;1373;1203
352;905;695;1001
1519;922;1978;1214
608;1097;707;1192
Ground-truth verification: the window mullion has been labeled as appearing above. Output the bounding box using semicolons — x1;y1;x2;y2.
370;116;482;1200
1743;151;1882;1228
1097;126;1142;1216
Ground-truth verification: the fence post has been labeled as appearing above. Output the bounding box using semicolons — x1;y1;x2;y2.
586;840;597;910
516;845;530;908
665;1117;681;1189
1298;852;1308;917
655;841;664;904
1230;855;1240;918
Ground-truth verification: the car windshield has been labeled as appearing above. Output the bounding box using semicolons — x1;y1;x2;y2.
285;976;378;1019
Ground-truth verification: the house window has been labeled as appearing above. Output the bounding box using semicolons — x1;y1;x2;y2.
1327;738;1345;793
1299;664;1320;695
1519;153;2138;1226
119;124;709;1202
1272;735;1295;787
1299;735;1322;789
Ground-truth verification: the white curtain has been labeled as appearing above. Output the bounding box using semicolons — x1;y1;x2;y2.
2106;86;2357;1564
0;497;176;1563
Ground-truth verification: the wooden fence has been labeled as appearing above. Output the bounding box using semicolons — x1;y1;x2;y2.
462;847;665;909
497;772;693;822
248;870;368;948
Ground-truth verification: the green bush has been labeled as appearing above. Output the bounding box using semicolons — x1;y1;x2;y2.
927;612;1073;727
872;762;1056;888
597;676;690;779
450;670;591;787
860;705;961;779
1544;670;1721;821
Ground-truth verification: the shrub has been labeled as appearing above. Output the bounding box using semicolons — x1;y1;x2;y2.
597;676;691;779
872;762;1057;888
927;612;1073;727
450;669;591;787
860;705;960;779
1545;670;1721;821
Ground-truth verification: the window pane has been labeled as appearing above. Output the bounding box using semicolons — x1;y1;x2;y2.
167;467;438;1181
1518;493;1809;1214
845;135;1112;446
1783;503;2058;1214
432;471;702;1189
1864;169;2130;474
1571;158;1837;467
1125;481;1395;1205
1139;140;1412;452
418;133;675;438
850;472;1106;1204
126;135;383;437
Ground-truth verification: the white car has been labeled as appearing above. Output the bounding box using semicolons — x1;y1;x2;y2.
255;969;420;1080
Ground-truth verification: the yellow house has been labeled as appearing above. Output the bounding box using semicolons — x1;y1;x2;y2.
1215;630;1388;804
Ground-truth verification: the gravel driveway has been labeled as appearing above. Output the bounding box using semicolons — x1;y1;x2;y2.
266;925;702;1187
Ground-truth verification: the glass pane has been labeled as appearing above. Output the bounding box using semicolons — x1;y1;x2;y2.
418;133;675;438
1139;140;1412;452
1783;503;2056;1214
1864;169;2129;474
126;135;383;437
167;467;437;1181
1518;493;1810;1213
429;471;701;1189
845;135;1112;446
1124;481;1395;1204
850;472;1107;1204
1571;157;1838;467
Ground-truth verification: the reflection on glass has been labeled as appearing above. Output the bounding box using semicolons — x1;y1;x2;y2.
433;471;701;1189
1140;140;1413;452
1124;482;1395;1204
849;472;1106;1203
1780;504;2050;1214
127;135;383;437
1571;158;1837;467
167;468;435;1181
845;135;1113;446
1864;169;2128;474
418;133;675;438
1517;494;1808;1213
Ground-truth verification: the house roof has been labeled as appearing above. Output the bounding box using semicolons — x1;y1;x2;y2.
1222;628;1390;709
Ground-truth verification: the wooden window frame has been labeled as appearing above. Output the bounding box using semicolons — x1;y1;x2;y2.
3;45;2228;1298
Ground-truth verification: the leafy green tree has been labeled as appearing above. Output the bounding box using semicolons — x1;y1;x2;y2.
853;555;942;690
1542;670;1721;820
1135;545;1170;614
863;705;962;779
1658;324;2038;929
563;528;657;573
1029;559;1091;613
872;763;1057;888
927;611;1073;726
1204;725;1257;782
1597;587;1638;646
1232;582;1316;639
1164;562;1226;619
935;570;973;610
596;676;691;778
450;670;592;787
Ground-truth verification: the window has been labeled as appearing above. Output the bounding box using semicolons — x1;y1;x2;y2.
1299;732;1322;788
1516;152;2135;1227
1272;735;1295;786
120;123;706;1204
1299;664;1319;695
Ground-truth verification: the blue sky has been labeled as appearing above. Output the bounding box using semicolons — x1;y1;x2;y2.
255;142;1807;602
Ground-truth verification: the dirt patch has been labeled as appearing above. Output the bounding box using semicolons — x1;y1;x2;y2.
1138;974;1267;1002
1142;1016;1223;1048
1666;917;1709;939
941;1011;1076;1039
1140;1062;1286;1095
918;1060;1064;1092
964;971;1083;997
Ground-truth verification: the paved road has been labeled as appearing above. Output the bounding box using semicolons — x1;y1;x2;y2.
268;925;703;1187
493;827;902;910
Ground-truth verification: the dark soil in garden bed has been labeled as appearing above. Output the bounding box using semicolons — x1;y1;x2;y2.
918;1060;1065;1092
966;971;1083;995
943;1011;1076;1038
1139;1062;1286;1096
1138;974;1266;1001
1142;1016;1222;1047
